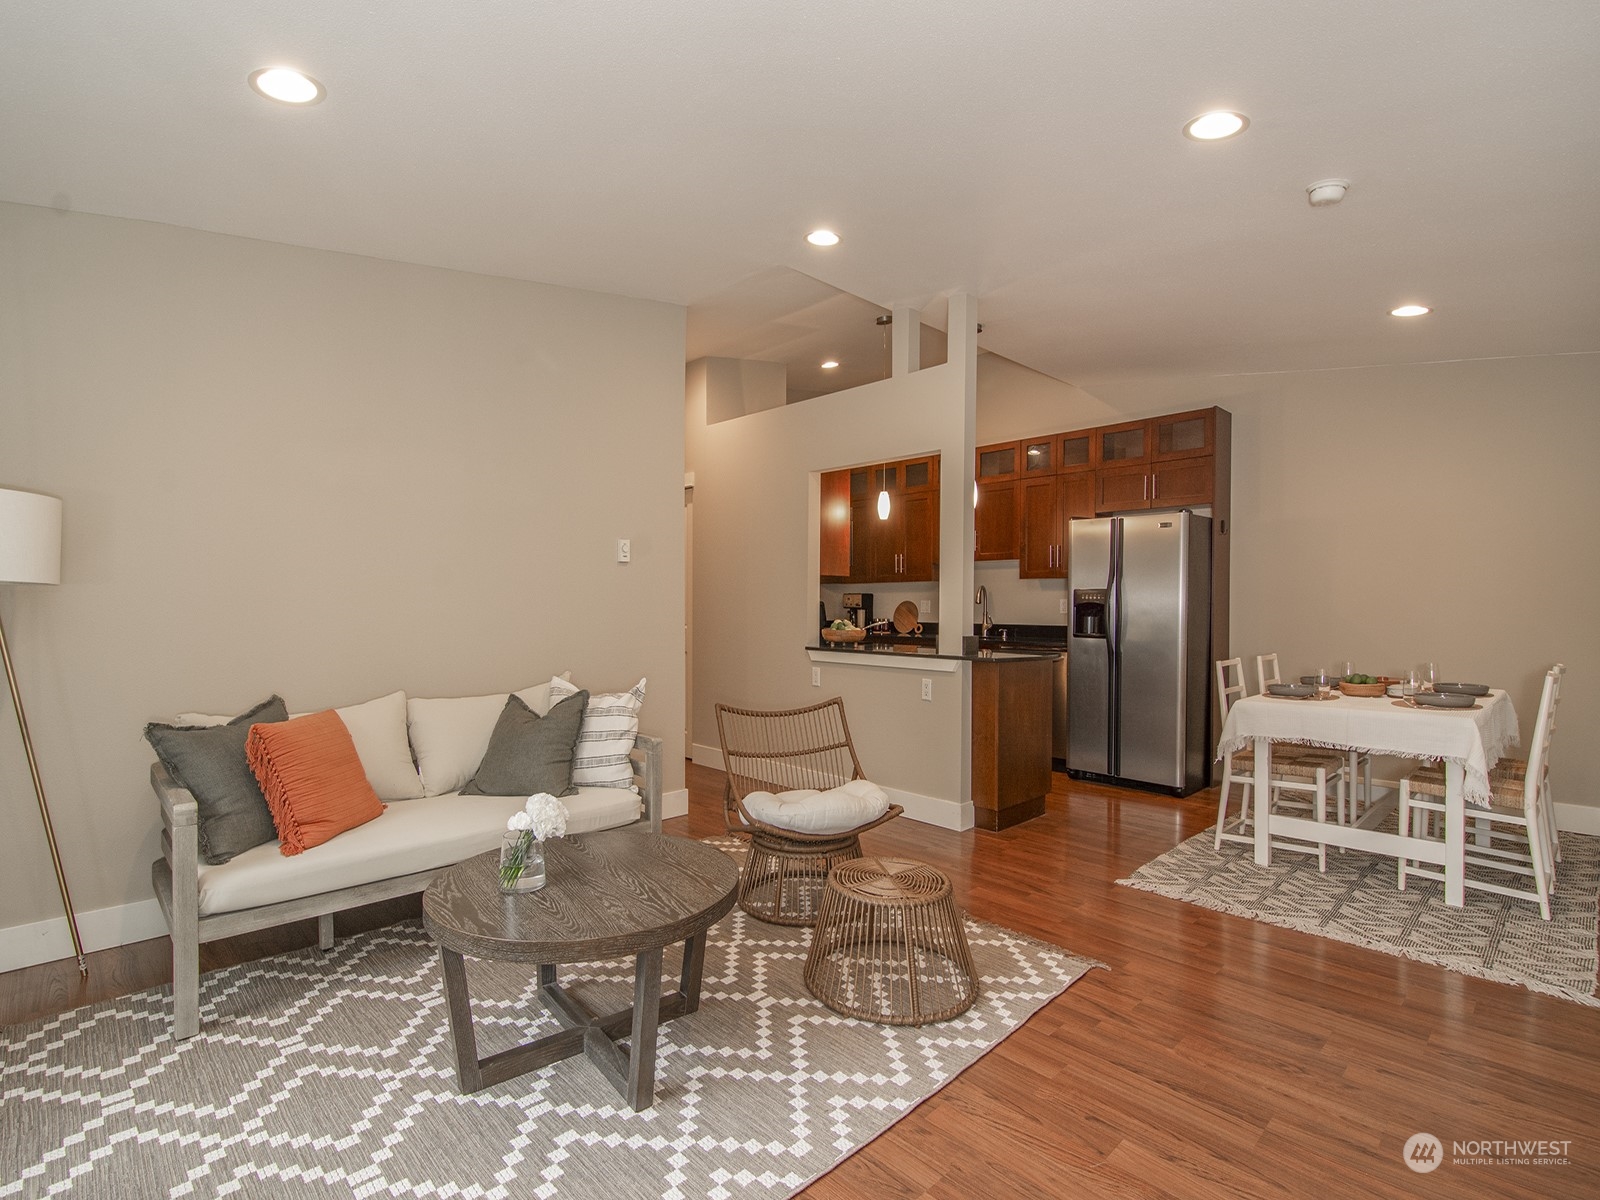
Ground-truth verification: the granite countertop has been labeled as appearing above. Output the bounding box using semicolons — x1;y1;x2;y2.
808;641;1060;662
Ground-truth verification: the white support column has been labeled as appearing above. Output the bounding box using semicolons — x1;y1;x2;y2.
890;305;920;378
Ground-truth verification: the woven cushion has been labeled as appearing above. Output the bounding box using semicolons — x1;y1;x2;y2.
550;676;645;790
460;690;586;797
145;696;289;865
1407;757;1529;801
246;710;385;856
743;780;890;835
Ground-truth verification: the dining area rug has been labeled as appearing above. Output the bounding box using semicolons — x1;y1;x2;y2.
1119;824;1599;1006
1;845;1098;1199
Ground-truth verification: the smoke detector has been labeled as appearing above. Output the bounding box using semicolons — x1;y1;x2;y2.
1307;178;1351;207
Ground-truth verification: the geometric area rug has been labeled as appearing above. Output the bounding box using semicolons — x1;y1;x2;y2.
1;839;1099;1199
1119;826;1600;1007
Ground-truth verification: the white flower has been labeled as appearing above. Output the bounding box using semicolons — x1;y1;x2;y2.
524;792;570;841
505;810;534;833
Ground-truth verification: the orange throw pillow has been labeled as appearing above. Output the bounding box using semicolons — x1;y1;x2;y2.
246;710;384;856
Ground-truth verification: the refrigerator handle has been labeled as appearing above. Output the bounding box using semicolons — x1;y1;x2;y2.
1107;518;1123;775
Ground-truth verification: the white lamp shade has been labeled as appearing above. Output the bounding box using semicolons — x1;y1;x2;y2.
0;488;63;584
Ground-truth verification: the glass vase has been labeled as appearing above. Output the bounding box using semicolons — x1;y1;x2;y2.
499;831;546;893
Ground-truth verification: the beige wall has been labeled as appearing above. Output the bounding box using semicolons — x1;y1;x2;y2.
984;353;1600;812
686;305;979;825
0;203;687;953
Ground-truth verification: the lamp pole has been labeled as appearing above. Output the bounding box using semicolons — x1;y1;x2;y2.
0;609;86;974
0;487;85;976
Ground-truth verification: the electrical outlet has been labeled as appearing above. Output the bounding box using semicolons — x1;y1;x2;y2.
921;599;935;618
920;678;933;702
616;538;631;563
811;666;821;687
1060;598;1070;614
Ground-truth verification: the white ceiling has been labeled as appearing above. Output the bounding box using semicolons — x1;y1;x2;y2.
3;1;1597;386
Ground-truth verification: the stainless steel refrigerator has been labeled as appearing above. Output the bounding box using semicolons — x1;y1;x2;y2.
1067;511;1211;795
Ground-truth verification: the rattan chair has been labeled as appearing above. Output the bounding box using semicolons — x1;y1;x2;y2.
715;698;902;926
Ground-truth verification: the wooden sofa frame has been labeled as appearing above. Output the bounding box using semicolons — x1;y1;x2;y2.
151;734;663;1040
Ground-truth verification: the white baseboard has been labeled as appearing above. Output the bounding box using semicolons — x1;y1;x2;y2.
0;897;169;974
661;787;689;822
690;742;724;771
1555;802;1600;836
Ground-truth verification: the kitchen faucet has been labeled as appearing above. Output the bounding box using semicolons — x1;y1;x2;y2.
976;585;993;636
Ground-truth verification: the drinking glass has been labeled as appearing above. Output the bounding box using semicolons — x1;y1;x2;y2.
1335;660;1354;683
1417;662;1437;692
1402;668;1422;700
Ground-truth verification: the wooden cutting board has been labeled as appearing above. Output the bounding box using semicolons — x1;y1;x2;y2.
893;600;921;634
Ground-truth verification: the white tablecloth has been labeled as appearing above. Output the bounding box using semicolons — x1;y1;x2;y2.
1218;690;1520;806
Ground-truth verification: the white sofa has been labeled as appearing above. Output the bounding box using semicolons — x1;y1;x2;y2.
150;686;662;1040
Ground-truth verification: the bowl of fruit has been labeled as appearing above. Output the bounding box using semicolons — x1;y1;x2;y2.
1338;673;1387;697
821;619;867;644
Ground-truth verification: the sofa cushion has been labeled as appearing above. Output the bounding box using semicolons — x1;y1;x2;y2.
461;690;586;797
407;675;570;797
193;787;642;915
145;695;289;865
247;710;386;855
741;779;891;835
180;690;424;802
550;676;645;790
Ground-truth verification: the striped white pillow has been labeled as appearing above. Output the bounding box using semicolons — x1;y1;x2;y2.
549;676;645;791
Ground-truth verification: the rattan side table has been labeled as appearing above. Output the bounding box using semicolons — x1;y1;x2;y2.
803;857;978;1025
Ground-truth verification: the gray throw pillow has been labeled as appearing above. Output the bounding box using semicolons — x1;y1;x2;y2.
462;690;587;797
145;695;289;865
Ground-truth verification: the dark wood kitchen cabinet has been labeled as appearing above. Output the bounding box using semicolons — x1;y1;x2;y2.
820;469;851;582
1093;407;1219;512
1017;472;1095;579
838;456;940;583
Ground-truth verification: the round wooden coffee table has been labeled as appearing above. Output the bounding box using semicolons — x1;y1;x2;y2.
422;830;738;1110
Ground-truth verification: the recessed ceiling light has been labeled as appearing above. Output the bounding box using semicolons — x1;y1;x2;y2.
1390;305;1432;317
806;229;840;247
820;360;839;369
1183;110;1248;141
249;67;325;105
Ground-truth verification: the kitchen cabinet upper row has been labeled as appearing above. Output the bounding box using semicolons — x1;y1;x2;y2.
820;455;940;584
975;407;1229;576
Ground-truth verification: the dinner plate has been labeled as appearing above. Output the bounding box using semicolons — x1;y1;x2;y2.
1434;681;1490;696
1410;691;1476;709
1266;683;1315;698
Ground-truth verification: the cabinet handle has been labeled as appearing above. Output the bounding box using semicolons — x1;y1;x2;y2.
1143;475;1148;500
1152;473;1159;500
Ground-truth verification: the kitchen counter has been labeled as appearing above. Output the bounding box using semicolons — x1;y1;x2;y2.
808;641;1059;662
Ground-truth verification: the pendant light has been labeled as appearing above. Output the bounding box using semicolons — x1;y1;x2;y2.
877;463;891;520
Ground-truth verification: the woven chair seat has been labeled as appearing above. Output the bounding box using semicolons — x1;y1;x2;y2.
1405;757;1529;803
1233;744;1346;779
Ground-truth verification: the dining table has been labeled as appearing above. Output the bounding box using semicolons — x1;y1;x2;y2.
1218;688;1520;906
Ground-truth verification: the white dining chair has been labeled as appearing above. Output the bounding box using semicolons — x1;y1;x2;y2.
1396;664;1564;919
1214;658;1348;871
1256;652;1371;824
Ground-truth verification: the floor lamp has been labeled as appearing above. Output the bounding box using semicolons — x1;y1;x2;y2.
0;487;85;975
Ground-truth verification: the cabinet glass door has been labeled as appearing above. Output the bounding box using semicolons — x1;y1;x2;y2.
1059;432;1093;471
1101;426;1147;462
1022;439;1054;472
977;444;1018;479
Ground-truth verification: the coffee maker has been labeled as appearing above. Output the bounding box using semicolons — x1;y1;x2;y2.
842;592;873;629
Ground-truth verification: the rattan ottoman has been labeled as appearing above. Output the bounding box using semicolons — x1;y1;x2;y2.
803;857;978;1025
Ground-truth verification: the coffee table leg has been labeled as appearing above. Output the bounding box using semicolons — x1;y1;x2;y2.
437;947;484;1092
679;932;707;1015
626;946;663;1110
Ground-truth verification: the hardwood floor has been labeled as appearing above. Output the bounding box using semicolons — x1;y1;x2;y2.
4;765;1597;1198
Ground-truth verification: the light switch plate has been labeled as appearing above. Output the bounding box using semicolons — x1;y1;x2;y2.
617;538;631;563
920;678;933;702
811;666;821;687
